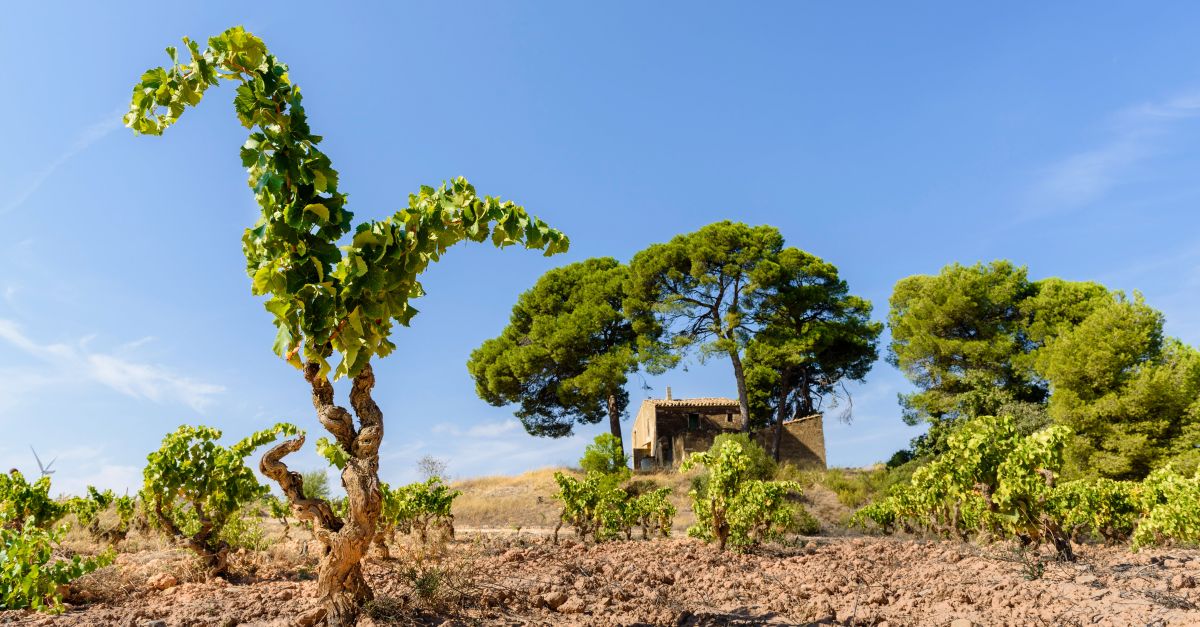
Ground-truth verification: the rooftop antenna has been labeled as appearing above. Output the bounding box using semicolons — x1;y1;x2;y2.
30;446;56;477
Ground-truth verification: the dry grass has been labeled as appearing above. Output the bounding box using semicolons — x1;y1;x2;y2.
449;466;702;533
450;467;571;530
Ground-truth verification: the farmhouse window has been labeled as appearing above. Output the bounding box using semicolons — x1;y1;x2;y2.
726;413;734;423
687;413;700;430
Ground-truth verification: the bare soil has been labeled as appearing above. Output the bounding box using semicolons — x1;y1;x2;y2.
4;533;1199;626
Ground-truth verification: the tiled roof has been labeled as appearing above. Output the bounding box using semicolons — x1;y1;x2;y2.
641;397;740;408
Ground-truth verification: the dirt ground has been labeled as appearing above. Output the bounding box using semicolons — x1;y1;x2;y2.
4;532;1199;626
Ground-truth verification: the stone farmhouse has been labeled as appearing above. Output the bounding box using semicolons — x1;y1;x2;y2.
629;388;827;471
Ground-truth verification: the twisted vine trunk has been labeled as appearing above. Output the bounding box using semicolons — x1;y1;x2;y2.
261;363;384;627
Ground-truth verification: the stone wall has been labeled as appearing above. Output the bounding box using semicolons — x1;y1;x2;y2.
633;406;827;471
752;415;826;469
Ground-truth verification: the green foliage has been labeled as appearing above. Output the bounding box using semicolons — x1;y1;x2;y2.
552;434;673;542
67;487;137;543
263;494;291;527
378;477;460;543
626;221;786;422
850;415;1073;554
1037;296;1199;479
887;261;1046;425
1132;466;1200;549
469;258;640;439
551;472;675;542
680;439;802;551
218;506;272;551
0;471;66;530
852;415;1200;554
301;469;332;501
887;262;1198;482
713;433;776;480
143;423;298;570
552;472;609;541
745;247;881;431
0;516;114;612
125;26;568;381
801;467;894;509
579;434;630;479
629;487;676;539
1050;478;1141;544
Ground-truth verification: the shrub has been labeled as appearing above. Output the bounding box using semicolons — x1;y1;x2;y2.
1132;466;1200;549
300;470;331;501
579;433;629;479
67;487;136;544
0;471;66;529
630;487;676;539
680;439;802;551
263;494;293;536
1050;478;1141;544
375;477;461;554
553;435;674;543
551;472;675;542
0;514;114;612
851;415;1075;556
143;423;298;576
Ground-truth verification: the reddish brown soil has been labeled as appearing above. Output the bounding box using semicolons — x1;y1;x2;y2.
4;535;1199;626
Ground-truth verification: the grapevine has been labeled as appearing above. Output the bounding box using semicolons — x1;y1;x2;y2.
142;422;299;576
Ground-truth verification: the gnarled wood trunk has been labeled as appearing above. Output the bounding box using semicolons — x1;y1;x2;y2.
261;362;384;627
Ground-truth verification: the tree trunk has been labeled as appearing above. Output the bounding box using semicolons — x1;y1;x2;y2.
260;362;384;627
772;375;791;463
728;349;751;432
606;393;623;451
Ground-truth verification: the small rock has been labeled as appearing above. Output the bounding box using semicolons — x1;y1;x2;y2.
557;595;586;614
573;578;587;591
146;573;178;591
542;590;568;609
143;622;167;627
950;620;974;627
878;622;890;627
1171;574;1197;590
1075;574;1098;585
294;607;327;627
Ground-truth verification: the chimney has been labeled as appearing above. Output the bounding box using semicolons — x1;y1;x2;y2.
665;386;672;401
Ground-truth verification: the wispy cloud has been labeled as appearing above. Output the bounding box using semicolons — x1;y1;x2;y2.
431;419;523;439
0;319;224;411
384;418;590;484
0;443;141;497
1023;92;1200;219
1;112;123;216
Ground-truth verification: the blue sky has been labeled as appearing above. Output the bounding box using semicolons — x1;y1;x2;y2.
3;3;1200;495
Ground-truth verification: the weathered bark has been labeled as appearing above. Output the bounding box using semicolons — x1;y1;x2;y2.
606;393;623;451
729;348;751;432
372;531;391;559
260;362;384;627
